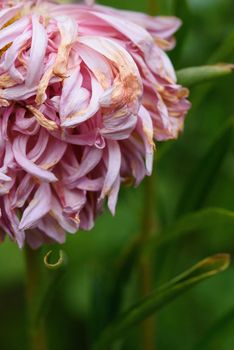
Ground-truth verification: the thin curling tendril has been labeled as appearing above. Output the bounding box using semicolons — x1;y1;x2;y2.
44;250;65;270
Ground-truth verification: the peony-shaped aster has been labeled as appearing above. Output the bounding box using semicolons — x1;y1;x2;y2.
0;0;190;248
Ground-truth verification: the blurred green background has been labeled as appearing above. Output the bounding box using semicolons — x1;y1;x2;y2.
0;0;234;349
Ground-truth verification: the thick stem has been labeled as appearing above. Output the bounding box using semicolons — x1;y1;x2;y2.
139;174;157;350
148;0;158;15
140;2;160;347
24;245;48;350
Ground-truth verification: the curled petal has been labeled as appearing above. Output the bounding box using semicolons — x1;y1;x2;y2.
138;106;155;175
0;4;22;29
79;36;142;111
13;136;58;183
65;147;102;187
11;174;35;208
107;175;120;215
53;15;78;77
19;183;51;230
2;196;25;248
100;140;121;214
0;16;29;51
25;15;48;88
91;11;153;57
60;66;90;122
61;75;102;127
39;217;66;245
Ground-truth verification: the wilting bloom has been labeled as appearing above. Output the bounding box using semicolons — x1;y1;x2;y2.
0;0;190;248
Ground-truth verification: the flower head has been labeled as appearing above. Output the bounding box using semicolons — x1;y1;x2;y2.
0;0;190;248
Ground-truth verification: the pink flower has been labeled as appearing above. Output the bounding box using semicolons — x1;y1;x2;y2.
0;0;190;248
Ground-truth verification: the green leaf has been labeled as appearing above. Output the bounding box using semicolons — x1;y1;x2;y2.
176;119;234;217
109;207;234;313
93;254;230;350
176;64;234;87
146;207;234;251
193;307;234;350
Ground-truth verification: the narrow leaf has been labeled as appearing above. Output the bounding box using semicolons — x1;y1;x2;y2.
93;254;230;350
176;64;234;87
110;207;234;317
147;207;234;251
176;119;233;216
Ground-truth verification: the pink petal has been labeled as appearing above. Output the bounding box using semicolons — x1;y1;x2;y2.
0;4;23;29
25;15;48;87
107;175;120;215
13;135;58;183
0;17;29;51
100;140;121;204
61;75;102;127
38;216;66;244
59;66;90;121
65;147;102;187
11;174;35;208
19;183;51;230
2;196;25;248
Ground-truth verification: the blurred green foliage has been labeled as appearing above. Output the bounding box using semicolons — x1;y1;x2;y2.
1;0;234;349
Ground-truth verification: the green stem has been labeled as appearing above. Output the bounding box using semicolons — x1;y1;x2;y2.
139;174;157;350
148;0;157;15
24;245;48;350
